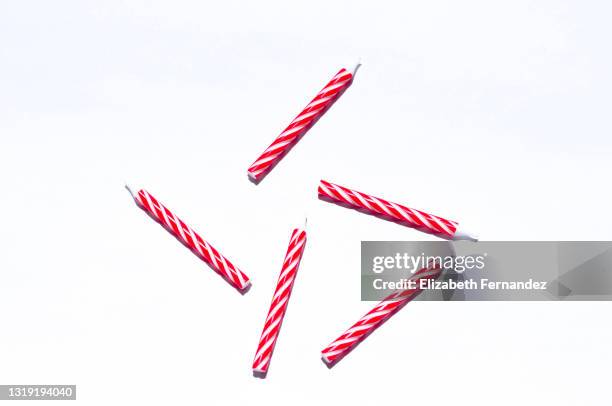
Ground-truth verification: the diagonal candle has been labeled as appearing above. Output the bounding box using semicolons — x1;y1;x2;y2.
125;185;251;292
318;180;478;241
321;264;442;366
253;223;307;377
247;63;361;183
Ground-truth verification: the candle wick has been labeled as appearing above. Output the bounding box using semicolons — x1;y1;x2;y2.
124;183;136;199
304;216;308;230
350;59;362;77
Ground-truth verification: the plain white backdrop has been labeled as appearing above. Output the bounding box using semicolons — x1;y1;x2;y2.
1;1;611;404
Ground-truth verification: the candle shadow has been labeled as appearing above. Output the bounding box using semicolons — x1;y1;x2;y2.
317;194;455;241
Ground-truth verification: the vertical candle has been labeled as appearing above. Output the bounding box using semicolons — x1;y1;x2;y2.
125;185;251;292
253;224;307;377
318;180;478;241
248;63;361;183
321;264;442;366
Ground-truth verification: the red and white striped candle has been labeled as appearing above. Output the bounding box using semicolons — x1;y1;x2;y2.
318;180;478;241
247;63;361;182
253;225;307;376
321;264;442;366
125;185;251;292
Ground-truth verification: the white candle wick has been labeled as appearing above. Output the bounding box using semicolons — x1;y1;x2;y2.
350;59;362;77
124;183;137;199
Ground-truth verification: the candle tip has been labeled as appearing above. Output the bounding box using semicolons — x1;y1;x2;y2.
350;59;362;77
124;183;136;198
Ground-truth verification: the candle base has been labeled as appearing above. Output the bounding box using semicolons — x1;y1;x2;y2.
252;368;268;379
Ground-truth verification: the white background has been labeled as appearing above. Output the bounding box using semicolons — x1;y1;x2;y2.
1;1;611;405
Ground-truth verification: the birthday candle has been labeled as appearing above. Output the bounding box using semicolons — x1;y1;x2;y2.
248;63;361;182
318;180;478;241
253;225;307;376
126;185;250;292
321;264;442;366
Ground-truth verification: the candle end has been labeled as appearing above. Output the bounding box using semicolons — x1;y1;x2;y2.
247;171;260;184
241;280;252;294
124;183;136;199
453;224;479;242
252;368;268;379
349;59;362;77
